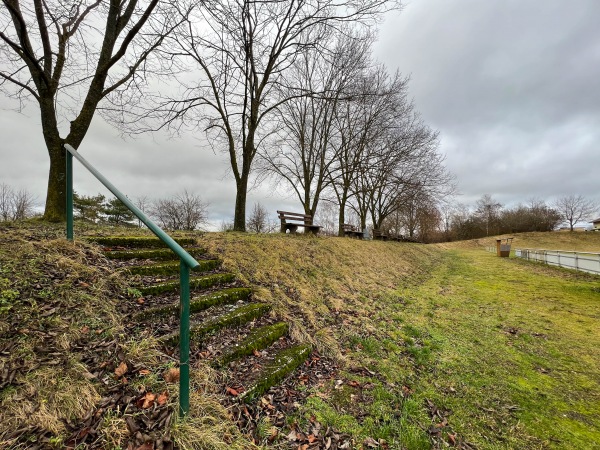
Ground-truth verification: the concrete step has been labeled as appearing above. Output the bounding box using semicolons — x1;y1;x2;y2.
133;287;253;321
125;259;220;276
87;236;196;248
137;273;235;296
214;322;289;368
160;302;271;346
240;344;312;402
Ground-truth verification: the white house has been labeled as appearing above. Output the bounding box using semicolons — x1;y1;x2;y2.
590;218;600;231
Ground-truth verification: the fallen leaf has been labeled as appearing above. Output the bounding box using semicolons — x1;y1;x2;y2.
139;369;151;376
253;349;261;357
135;442;153;450
226;386;239;396
136;298;145;304
363;437;379;448
141;392;156;409
347;380;360;388
115;361;128;378
157;391;168;405
448;433;457;446
163;367;180;383
307;434;317;443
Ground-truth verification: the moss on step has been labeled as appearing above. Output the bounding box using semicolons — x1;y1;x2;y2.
160;302;271;346
137;273;235;296
133;287;253;321
125;259;220;276
104;248;206;260
214;322;289;367
87;236;196;248
241;344;312;402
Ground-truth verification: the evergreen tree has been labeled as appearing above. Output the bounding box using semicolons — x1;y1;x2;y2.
104;197;136;226
73;193;105;223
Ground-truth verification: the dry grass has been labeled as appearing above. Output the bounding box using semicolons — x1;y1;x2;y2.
170;366;256;450
1;362;101;435
0;226;125;442
440;231;600;252
201;232;441;358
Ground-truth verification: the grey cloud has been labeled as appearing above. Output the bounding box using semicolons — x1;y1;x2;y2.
375;0;600;207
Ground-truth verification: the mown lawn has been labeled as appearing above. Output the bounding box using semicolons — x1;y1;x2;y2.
281;246;600;449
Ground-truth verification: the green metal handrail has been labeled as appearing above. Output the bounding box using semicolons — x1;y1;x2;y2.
64;143;198;417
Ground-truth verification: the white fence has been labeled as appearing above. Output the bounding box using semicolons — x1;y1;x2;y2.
514;248;600;275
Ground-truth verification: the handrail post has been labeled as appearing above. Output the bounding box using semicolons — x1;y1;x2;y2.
179;259;191;417
66;148;74;241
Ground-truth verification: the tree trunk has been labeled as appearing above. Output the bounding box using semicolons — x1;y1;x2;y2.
39;96;67;222
337;194;347;236
43;141;67;222
233;175;248;231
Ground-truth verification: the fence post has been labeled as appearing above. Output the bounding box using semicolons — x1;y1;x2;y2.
179;259;191;417
66;148;73;241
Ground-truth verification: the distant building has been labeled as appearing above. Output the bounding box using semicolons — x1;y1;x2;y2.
590;218;600;231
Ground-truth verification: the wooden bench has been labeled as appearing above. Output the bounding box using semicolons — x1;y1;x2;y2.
277;210;321;234
373;230;421;243
343;224;364;239
372;229;389;241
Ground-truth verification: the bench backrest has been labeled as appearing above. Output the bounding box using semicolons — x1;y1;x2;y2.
343;223;357;232
277;210;313;225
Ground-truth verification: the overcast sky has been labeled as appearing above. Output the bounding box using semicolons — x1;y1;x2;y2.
1;0;599;227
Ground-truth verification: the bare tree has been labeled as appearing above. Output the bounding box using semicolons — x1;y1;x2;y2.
142;0;396;231
357;105;451;232
152;190;208;231
11;188;36;220
134;195;151;228
554;195;597;231
219;220;234;232
247;202;273;233
0;0;185;221
261;29;372;218
0;183;12;221
329;66;409;234
475;194;503;236
313;200;339;235
0;182;35;221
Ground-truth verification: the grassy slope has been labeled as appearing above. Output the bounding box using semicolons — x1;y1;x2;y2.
201;232;441;358
203;232;600;449
452;231;600;252
0;223;250;450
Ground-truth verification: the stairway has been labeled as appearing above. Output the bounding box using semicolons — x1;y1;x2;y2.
90;235;311;402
